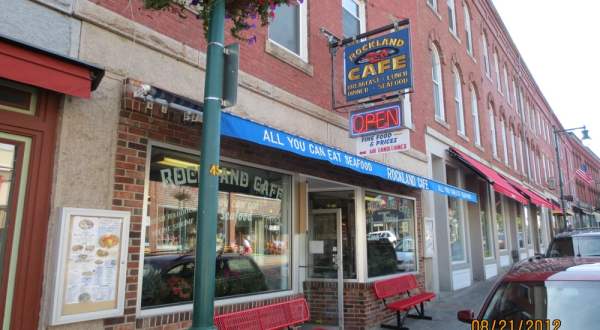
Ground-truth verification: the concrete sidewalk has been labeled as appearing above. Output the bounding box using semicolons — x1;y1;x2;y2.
378;278;497;330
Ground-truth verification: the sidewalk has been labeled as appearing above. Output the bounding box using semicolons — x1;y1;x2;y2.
378;278;497;330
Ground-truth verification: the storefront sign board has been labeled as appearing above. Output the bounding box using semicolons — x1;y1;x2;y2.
356;130;410;156
344;28;412;102
221;112;477;203
49;208;130;325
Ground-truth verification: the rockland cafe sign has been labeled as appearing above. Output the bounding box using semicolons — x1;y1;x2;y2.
344;28;412;156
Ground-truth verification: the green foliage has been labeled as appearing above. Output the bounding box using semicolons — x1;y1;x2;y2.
143;0;300;41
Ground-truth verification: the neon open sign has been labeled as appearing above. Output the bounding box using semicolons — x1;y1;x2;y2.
349;103;403;137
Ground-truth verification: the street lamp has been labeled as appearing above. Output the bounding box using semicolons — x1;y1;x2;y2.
553;125;591;232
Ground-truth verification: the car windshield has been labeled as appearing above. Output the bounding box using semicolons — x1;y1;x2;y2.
483;281;600;329
547;237;600;257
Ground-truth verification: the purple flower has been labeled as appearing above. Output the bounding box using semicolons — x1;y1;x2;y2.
248;36;257;45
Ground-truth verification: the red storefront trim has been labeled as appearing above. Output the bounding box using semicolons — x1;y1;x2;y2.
0;34;104;98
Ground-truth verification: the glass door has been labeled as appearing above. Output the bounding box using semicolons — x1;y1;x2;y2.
307;209;344;328
0;136;29;329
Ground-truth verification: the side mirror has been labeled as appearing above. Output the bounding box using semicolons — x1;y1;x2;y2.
457;310;474;323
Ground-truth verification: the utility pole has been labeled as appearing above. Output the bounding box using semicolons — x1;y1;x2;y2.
191;0;225;329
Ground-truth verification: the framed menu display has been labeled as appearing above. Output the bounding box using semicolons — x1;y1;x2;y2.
49;208;130;325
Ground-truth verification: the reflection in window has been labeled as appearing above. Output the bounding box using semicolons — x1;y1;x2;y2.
516;207;524;249
342;0;362;38
496;192;507;251
447;166;466;262
269;3;300;55
0;143;16;281
479;182;493;258
365;192;416;277
141;147;291;309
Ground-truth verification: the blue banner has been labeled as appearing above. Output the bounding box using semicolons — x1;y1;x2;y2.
344;28;412;102
221;112;477;203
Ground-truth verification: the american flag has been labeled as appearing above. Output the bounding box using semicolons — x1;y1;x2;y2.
575;163;594;185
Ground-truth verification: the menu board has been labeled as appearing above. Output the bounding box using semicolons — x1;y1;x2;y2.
49;208;130;325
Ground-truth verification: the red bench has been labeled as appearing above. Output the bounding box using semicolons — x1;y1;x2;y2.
214;298;310;330
373;275;436;330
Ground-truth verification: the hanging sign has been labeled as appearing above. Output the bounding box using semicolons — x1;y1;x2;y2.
344;28;412;102
350;103;402;137
356;130;410;156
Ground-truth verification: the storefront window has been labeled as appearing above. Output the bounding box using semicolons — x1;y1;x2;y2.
141;146;292;309
496;192;507;250
516;207;524;249
365;192;416;277
447;167;466;263
479;182;493;258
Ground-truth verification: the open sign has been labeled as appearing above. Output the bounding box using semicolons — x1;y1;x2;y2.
350;103;403;137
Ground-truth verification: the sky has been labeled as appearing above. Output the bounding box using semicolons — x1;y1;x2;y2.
491;0;600;157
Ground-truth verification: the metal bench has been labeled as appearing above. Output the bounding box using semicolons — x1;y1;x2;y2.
214;298;310;330
373;274;436;330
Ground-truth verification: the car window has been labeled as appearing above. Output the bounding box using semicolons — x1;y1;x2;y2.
483;281;600;327
547;238;574;257
574;237;600;256
483;282;547;321
227;258;256;273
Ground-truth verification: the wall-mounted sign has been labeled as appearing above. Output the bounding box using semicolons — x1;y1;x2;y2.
49;208;130;325
356;130;410;156
344;28;412;102
350;103;402;137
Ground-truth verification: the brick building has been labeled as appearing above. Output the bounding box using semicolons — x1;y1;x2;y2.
0;0;599;330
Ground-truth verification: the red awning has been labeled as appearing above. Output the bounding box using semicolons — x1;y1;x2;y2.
0;34;104;98
449;148;529;204
504;179;554;209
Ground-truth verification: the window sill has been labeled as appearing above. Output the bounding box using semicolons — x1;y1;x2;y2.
427;4;442;21
458;132;469;142
435;117;450;129
467;52;476;63
265;39;314;76
449;30;461;44
475;143;484;152
493;155;501;162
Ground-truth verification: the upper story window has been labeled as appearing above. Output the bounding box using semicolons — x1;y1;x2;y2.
503;66;510;104
447;0;457;35
501;118;509;165
432;45;446;121
470;85;481;146
494;51;502;93
482;33;491;77
427;0;438;11
511;128;518;169
512;78;518;110
453;66;466;135
342;0;366;38
489;106;498;157
463;5;473;55
268;1;308;61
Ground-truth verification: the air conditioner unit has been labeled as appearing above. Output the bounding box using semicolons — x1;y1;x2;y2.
547;177;556;190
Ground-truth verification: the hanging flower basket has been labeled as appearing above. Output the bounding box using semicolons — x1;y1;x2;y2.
144;0;302;41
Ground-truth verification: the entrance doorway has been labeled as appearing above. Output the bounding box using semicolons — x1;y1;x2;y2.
0;135;30;329
303;177;356;329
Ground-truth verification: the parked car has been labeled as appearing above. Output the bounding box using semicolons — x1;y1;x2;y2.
367;230;398;243
394;238;415;272
141;253;268;308
546;229;600;257
457;257;600;328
